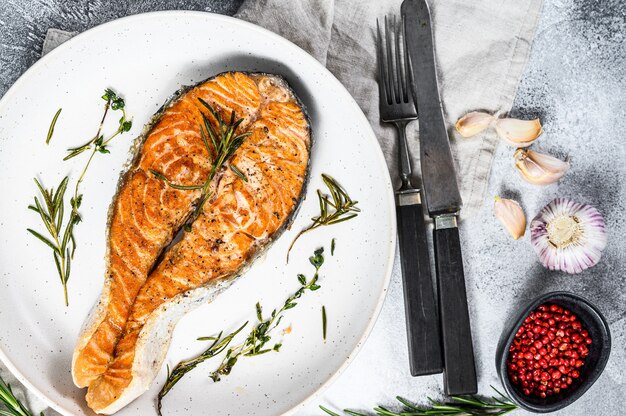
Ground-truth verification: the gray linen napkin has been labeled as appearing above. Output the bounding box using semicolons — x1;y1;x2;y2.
6;0;542;414
238;0;543;216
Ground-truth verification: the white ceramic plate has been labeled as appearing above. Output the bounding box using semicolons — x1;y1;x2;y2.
0;11;395;416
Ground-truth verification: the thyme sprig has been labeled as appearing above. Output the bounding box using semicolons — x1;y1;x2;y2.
151;98;251;232
287;174;360;262
319;386;518;416
211;247;324;381
28;89;132;306
157;247;325;415
0;375;43;416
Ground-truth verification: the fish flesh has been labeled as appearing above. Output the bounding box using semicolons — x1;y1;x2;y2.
72;72;311;414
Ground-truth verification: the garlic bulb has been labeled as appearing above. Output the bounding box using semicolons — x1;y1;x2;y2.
530;198;607;274
514;149;570;185
494;197;526;239
495;118;542;147
455;112;494;138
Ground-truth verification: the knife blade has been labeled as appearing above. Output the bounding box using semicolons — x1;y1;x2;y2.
402;0;477;395
401;0;461;216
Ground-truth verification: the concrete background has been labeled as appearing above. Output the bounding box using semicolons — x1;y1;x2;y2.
1;0;624;415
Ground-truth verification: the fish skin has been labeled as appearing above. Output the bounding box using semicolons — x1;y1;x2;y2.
78;72;311;413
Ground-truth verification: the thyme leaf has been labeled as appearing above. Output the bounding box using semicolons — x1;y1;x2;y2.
287;174;359;262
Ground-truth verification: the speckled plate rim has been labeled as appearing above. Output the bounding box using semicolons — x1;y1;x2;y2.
0;10;396;416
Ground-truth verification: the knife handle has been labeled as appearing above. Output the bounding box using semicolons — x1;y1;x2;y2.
396;195;443;376
433;221;477;395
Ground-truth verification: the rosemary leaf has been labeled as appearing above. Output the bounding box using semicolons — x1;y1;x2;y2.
320;406;342;416
149;170;204;191
287;174;359;262
322;306;327;341
229;164;248;182
331;238;336;256
26;229;58;254
46;108;62;145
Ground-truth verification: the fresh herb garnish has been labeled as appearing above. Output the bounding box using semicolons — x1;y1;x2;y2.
46;108;62;144
157;247;326;415
28;89;132;306
322;305;327;341
0;375;43;416
27;177;77;306
319;386;518;416
64;89;131;161
287;174;360;262
156;322;247;415
331;238;336;256
151;98;251;232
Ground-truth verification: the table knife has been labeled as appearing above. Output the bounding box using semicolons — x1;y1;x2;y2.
401;0;478;395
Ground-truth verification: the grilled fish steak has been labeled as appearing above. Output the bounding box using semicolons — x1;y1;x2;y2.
72;72;311;414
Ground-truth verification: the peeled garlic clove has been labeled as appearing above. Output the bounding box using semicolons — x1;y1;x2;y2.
530;198;607;274
494;196;526;240
514;149;570;185
495;118;542;147
455;112;494;138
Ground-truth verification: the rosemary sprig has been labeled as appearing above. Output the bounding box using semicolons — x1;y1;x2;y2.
287;174;360;262
156;322;247;415
319;386;518;416
157;247;326;415
0;375;42;416
46;108;62;144
151;98;251;232
28;89;132;306
27;177;76;306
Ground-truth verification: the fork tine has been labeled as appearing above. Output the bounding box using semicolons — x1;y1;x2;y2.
394;16;405;103
402;15;415;109
384;16;396;104
376;19;389;105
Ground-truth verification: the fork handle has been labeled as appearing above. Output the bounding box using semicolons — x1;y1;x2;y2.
394;121;413;190
396;191;443;376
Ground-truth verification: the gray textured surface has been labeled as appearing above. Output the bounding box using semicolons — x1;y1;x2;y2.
1;0;625;415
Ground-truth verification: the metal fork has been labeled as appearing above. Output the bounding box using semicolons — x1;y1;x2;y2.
376;16;443;377
376;16;417;192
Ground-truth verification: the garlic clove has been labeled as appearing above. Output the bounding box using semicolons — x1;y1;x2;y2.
455;112;494;138
514;149;570;185
495;118;542;147
494;196;526;240
530;198;607;274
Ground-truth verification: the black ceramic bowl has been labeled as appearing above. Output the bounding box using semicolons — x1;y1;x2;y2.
495;291;611;413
